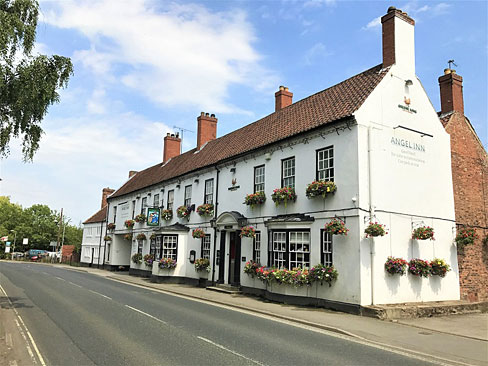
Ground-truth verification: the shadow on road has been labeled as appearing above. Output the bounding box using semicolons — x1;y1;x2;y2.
0;296;32;309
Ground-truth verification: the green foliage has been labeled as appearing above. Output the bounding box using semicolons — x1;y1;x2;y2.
0;195;81;251
0;0;73;161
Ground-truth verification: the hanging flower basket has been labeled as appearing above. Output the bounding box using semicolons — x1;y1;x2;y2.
107;223;116;231
455;226;478;249
408;259;431;277
103;235;112;242
384;256;408;275
364;222;387;238
131;253;142;264
136;233;146;241
161;209;173;221
243;260;260;278
240;226;256;238
135;214;146;223
412;226;435;240
306;180;337;199
177;205;191;220
194;258;211;272
192;228;206;239
124;233;132;241
159;257;177;269
124;219;135;229
244;192;266;208
430;258;450;277
271;187;297;208
325;218;349;236
144;254;155;267
149;233;156;240
196;203;214;217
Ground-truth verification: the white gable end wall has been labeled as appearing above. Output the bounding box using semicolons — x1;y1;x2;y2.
354;65;459;305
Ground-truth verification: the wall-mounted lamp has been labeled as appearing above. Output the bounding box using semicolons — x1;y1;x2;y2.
210;219;216;228
136;196;140;199
189;250;196;264
264;152;272;161
147;192;152;196
194;178;199;184
230;167;236;173
176;184;180;189
405;79;413;86
352;196;357;203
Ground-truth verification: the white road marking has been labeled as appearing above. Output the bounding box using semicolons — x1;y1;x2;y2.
55;277;65;281
5;332;13;347
197;336;266;366
68;281;83;288
124;305;167;324
88;290;112;300
0;284;46;366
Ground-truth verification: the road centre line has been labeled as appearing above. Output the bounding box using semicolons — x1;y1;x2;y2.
0;284;46;366
68;281;83;288
124;305;167;324
197;336;266;366
88;289;112;300
55;277;65;281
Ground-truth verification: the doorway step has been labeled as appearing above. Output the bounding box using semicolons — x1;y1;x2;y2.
206;284;242;295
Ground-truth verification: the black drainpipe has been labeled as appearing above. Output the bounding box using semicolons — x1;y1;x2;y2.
211;167;220;285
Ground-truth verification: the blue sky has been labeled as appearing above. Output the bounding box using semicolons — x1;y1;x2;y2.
1;0;486;226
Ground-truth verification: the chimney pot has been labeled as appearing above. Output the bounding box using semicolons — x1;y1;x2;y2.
381;7;415;74
197;112;218;150
275;86;293;112
439;69;464;115
101;187;115;209
163;132;181;163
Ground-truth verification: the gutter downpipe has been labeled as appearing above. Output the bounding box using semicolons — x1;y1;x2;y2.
97;220;103;268
368;126;375;306
102;204;109;270
211;167;220;285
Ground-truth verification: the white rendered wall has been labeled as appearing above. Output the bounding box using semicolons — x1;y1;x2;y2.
355;65;459;305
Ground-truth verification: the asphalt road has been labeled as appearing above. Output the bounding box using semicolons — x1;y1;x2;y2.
0;262;436;366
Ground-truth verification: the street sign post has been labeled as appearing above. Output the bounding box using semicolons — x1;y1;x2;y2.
23;238;28;245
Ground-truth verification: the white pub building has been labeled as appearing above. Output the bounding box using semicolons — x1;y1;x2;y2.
82;7;460;313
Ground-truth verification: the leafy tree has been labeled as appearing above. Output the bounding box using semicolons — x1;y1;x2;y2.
0;0;73;161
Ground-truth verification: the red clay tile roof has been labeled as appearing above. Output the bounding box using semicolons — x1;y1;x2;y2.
111;64;388;199
83;205;107;224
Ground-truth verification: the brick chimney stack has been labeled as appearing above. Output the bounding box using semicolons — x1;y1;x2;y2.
163;132;181;163
381;6;415;74
101;187;115;209
197;112;217;150
128;170;138;179
439;68;464;115
275;86;293;111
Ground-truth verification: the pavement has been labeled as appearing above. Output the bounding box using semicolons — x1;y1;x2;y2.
2;260;488;366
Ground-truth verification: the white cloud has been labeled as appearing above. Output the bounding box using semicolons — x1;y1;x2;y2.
41;0;277;114
303;43;332;65
363;16;381;30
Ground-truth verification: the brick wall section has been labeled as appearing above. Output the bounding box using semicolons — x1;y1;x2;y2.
445;112;488;301
62;245;75;257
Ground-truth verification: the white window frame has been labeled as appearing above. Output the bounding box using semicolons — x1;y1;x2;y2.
253;231;261;264
317;146;334;181
184;185;192;207
167;190;174;211
254;165;265;193
201;235;211;260
204;179;214;204
282;157;295;188
321;230;333;266
162;235;178;260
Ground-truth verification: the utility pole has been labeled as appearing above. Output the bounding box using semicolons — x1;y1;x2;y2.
56;208;63;255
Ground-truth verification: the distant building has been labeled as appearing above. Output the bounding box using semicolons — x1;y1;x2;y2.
438;70;488;301
81;188;114;267
90;7;468;312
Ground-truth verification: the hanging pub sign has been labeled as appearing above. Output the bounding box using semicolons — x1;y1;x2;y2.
147;208;160;226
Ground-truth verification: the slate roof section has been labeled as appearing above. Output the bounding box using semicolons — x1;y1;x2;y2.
111;64;389;199
83;206;107;224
